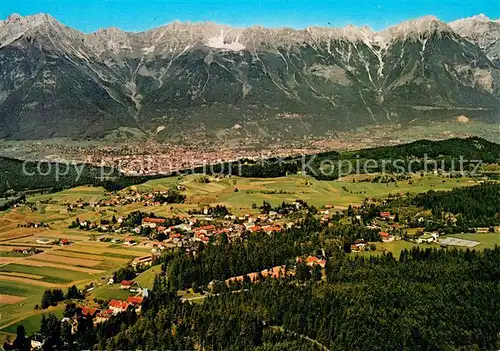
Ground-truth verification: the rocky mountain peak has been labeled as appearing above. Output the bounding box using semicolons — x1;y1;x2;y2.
378;15;453;44
449;14;500;66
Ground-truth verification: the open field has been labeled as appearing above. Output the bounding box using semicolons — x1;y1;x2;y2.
0;239;152;331
134;265;162;290
445;233;500;250
357;240;437;258
1;309;65;335
0;294;26;305
134;173;478;213
28;186;109;204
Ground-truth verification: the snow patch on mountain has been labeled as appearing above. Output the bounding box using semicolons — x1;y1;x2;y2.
206;31;245;51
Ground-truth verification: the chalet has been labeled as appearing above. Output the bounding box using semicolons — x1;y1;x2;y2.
476;227;490;233
59;239;70;246
305;256;327;268
142;217;165;228
195;225;215;233
174;223;192;232
417;233;436;244
108;299;130;314
120;280;136;289
379;212;391;219
124;237;137;246
351;239;367;251
95;309;114;323
81;307;99;318
156;226;167;234
127;296;144;305
263;226;281;233
247;225;261;233
379;232;393;242
132;255;153;268
36;238;52;245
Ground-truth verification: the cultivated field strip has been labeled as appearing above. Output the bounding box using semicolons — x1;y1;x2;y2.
69;243;151;257
0;274;61;288
0;294;26;304
29;253;101;267
50;249;130;263
10;259;104;274
0;272;44;279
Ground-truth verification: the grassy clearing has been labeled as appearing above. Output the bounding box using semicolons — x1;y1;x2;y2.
2;308;64;335
0;279;47;297
134;265;162;290
356;240;436;258
28;186;109;204
89;284;134;301
0;280;50;329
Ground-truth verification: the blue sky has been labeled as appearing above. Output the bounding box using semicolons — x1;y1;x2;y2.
2;0;499;32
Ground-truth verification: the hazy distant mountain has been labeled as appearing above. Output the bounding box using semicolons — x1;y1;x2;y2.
0;13;499;140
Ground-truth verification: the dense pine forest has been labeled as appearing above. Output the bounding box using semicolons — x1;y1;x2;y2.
382;182;500;229
0;156;163;197
17;246;499;350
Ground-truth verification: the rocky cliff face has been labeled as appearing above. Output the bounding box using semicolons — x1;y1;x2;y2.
0;13;499;140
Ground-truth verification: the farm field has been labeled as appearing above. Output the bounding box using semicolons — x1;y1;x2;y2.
135;173;477;213
0;240;151;331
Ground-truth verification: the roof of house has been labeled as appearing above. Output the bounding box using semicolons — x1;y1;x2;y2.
263;226;281;233
109;300;130;310
248;225;261;233
306;256;320;264
143;217;165;223
195;225;215;231
120;280;135;286
379;231;390;238
127;296;144;305
81;307;99;317
98;309;114;317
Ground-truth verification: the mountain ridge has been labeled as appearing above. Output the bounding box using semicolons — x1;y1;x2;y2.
0;13;499;140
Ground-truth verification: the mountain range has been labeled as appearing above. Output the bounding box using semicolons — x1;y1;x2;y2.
0;13;499;140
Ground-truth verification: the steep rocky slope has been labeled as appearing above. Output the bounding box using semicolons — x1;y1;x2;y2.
0;13;498;140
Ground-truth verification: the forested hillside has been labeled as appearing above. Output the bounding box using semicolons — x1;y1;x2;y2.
348;136;500;162
27;244;500;350
0;156;163;196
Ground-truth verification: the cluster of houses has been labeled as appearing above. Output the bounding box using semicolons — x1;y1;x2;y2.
139;215;284;248
10;247;43;255
57;295;145;336
17;221;48;228
350;239;370;252
216;255;328;288
65;190;181;212
297;255;327;268
221;265;293;287
35;238;71;246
